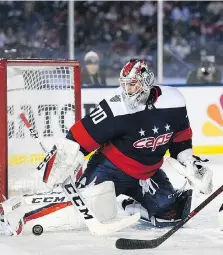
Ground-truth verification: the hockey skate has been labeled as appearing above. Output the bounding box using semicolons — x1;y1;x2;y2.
122;189;193;228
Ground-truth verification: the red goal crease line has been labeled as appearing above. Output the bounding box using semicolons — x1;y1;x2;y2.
8;145;223;166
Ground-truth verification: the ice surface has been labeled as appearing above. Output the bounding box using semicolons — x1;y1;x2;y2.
1;155;222;255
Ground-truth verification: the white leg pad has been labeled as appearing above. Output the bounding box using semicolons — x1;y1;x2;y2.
22;181;117;233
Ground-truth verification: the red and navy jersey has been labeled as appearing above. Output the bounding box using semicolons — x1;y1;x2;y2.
67;86;192;180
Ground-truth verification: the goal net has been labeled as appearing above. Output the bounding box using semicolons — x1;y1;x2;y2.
0;59;81;200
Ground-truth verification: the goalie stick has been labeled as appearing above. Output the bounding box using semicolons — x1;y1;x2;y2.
116;184;223;249
19;113;47;153
62;176;140;236
20;113;140;236
19;113;57;171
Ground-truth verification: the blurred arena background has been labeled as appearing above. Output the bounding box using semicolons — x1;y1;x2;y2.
0;0;222;211
0;0;222;85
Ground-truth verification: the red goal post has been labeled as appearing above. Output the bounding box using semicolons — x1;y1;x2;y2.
0;59;81;200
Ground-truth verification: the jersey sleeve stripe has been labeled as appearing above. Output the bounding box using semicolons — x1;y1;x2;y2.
172;127;192;143
70;120;99;153
101;144;163;179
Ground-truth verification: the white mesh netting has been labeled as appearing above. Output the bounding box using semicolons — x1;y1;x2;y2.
7;64;77;196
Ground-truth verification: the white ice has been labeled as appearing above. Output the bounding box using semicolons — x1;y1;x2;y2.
1;155;222;255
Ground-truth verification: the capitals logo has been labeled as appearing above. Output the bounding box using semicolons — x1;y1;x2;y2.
133;132;173;151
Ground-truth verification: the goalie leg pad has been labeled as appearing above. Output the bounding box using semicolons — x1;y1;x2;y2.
20;181;117;233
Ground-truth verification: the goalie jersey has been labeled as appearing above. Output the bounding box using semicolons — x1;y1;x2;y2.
66;86;192;180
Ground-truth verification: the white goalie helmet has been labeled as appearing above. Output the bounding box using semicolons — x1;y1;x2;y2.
119;59;155;108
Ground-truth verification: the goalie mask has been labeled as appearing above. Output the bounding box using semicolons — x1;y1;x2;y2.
119;59;155;108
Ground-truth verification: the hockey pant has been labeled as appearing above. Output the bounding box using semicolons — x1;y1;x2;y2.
78;154;177;218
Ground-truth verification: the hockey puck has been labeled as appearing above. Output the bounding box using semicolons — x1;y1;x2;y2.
32;225;43;236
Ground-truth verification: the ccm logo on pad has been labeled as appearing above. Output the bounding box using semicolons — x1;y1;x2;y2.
133;132;173;151
32;196;66;204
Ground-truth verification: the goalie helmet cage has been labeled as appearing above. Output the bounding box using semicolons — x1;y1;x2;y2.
0;59;81;201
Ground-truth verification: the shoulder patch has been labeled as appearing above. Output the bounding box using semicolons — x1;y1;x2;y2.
110;95;121;102
105;88;126;117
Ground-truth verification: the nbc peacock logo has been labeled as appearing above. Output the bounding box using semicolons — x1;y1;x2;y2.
202;94;223;136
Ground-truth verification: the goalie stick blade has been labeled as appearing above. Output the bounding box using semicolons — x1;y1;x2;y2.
90;213;140;236
116;238;161;250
